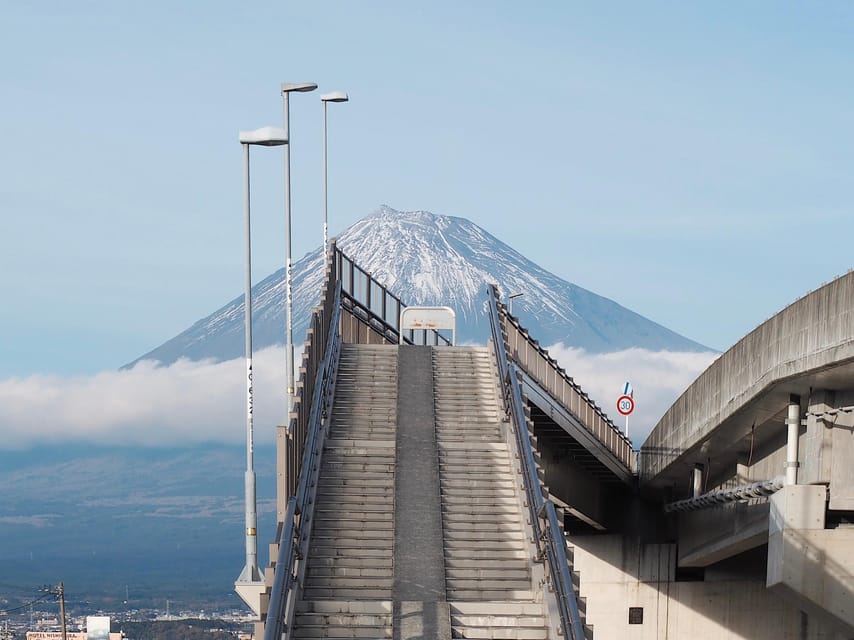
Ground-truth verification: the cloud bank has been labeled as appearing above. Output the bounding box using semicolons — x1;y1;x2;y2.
544;344;719;444
0;345;717;451
0;347;288;450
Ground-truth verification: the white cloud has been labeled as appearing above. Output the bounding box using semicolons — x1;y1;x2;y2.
0;347;289;450
543;344;719;445
0;344;717;451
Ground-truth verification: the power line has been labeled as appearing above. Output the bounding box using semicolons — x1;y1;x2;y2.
0;591;53;614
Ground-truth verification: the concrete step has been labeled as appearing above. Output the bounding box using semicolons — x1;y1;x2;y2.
446;578;535;592
308;547;393;559
317;477;395;488
304;576;393;589
437;433;503;441
310;535;395;547
322;452;394;459
294;612;391;627
449;625;547;639
311;519;394;532
440;465;513;474
302;587;393;600
442;530;525;542
447;568;529;580
294;613;392;637
315;485;394;496
310;556;394;569
314;506;394;516
308;566;394;578
297;600;393;614
449;602;545;616
321;462;396;472
313;510;394;521
439;440;507;450
446;589;535;601
441;487;518;498
443;521;525;532
442;511;522;522
442;548;527;560
445;558;529;570
328;431;396;439
311;527;393;540
441;479;516;490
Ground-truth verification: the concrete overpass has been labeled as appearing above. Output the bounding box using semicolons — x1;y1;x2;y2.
639;271;854;635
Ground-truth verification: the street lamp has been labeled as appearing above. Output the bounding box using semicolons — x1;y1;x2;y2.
281;82;317;435
321;90;349;250
235;125;288;618
508;292;524;316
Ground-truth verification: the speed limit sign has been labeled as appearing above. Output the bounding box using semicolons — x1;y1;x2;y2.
617;394;635;416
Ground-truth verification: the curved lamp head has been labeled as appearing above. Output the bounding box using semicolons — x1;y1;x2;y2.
239;126;288;146
281;82;318;94
321;91;349;103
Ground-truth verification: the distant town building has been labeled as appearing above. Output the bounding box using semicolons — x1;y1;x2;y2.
26;616;121;640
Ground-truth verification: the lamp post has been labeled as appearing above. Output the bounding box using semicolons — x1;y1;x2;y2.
321;91;349;250
235;126;288;618
281;82;317;432
508;292;524;316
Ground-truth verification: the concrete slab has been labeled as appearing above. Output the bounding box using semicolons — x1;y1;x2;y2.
394;346;447;602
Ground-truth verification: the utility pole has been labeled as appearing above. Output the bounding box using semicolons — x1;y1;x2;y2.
40;582;68;640
57;582;67;640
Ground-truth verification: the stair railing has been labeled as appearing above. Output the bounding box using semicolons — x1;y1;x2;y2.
333;244;451;346
266;244;450;639
487;284;587;640
499;292;634;471
264;495;297;640
265;279;344;640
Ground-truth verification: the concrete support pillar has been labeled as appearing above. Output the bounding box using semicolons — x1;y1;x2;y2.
736;453;751;484
801;389;834;486
786;396;800;486
692;464;704;497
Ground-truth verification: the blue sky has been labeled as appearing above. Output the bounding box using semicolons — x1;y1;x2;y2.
2;2;854;377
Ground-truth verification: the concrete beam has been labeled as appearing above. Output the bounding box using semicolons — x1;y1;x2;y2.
677;502;770;568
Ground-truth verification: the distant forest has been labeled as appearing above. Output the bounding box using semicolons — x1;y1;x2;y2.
115;618;245;639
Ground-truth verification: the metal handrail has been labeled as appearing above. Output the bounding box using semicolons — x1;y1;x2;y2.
500;293;634;469
266;283;343;640
263;496;297;640
334;246;451;346
487;284;586;640
295;282;342;512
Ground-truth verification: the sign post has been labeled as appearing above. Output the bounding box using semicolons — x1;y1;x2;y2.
616;392;635;438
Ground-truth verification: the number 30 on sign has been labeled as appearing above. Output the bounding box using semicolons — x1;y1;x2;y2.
617;394;635;416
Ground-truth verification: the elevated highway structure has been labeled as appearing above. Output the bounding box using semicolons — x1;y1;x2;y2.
640;272;854;635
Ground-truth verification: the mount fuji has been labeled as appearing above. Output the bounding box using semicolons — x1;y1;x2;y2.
130;206;707;367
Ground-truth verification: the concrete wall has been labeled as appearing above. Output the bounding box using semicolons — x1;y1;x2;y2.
767;485;854;633
641;272;854;482
571;534;845;639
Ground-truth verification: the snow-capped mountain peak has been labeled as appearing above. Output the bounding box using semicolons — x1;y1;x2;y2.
129;206;706;367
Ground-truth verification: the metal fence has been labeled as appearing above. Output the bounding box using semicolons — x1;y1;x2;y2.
488;285;635;472
487;286;587;640
334;245;451;346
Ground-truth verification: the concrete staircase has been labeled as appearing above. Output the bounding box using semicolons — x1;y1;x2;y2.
290;344;551;640
293;344;398;640
434;347;549;639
